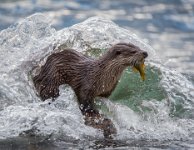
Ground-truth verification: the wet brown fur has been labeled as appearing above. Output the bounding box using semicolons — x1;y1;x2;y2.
33;43;148;138
33;43;147;111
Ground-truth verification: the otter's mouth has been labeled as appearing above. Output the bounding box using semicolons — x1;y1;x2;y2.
132;59;146;81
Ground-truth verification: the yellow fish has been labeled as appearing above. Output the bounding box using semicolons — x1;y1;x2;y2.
132;63;146;81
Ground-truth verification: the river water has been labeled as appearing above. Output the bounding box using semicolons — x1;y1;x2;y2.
0;0;194;149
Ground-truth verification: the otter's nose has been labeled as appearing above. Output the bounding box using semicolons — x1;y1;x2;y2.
142;51;148;58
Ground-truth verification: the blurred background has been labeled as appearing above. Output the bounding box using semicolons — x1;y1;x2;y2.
0;0;194;75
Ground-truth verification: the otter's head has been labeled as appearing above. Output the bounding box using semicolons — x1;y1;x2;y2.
107;43;148;67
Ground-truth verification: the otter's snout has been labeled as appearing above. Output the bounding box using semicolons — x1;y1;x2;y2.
142;51;148;58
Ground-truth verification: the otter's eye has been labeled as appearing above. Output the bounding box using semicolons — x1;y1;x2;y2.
131;51;136;54
116;51;121;55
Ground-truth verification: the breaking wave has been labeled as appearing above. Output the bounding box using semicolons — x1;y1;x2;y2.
0;13;194;148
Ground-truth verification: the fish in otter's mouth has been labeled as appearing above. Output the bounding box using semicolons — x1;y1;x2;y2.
132;59;146;81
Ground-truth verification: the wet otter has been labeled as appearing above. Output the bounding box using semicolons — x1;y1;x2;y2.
33;43;148;137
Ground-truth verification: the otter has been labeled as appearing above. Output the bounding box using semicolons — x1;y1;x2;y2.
33;43;148;137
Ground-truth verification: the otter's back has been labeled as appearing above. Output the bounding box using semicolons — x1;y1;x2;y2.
33;48;93;100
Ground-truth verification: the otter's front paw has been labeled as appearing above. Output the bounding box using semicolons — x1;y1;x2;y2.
84;115;117;139
103;118;117;139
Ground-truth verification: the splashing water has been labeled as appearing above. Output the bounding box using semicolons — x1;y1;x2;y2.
0;13;194;148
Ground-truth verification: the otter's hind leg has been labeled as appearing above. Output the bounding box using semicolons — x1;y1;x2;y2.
33;70;60;101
